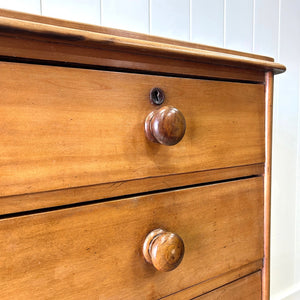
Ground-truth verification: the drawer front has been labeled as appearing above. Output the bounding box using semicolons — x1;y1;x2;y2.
0;62;265;197
0;178;263;299
194;271;262;299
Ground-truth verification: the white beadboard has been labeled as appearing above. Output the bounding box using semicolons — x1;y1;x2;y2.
0;0;40;14
271;0;300;298
101;0;149;33
150;0;189;41
225;0;254;52
0;1;299;299
42;0;100;25
296;66;300;284
191;0;224;47
254;0;279;59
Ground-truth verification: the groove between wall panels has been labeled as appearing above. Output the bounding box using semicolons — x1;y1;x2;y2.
223;0;226;48
278;0;281;61
295;63;300;285
39;0;42;15
149;0;151;35
100;0;102;26
189;0;192;41
252;0;255;52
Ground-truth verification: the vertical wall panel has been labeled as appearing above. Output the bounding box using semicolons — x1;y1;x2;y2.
271;0;300;298
254;0;279;59
1;1;300;298
42;0;100;25
102;0;149;34
0;0;40;14
225;0;253;52
191;0;224;47
295;62;300;285
150;0;189;41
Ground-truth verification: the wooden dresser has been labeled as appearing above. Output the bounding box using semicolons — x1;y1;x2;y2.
0;9;285;300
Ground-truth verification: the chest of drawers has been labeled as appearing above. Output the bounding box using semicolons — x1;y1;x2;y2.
0;9;285;299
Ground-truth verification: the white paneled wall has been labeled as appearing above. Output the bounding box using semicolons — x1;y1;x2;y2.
102;0;149;33
254;0;279;59
225;0;254;52
151;0;190;41
0;1;299;299
0;0;40;14
271;1;300;299
42;0;101;25
191;0;224;47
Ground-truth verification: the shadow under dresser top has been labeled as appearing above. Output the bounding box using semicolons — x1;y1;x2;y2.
0;8;285;300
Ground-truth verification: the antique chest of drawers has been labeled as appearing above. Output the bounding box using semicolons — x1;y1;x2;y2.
0;9;285;300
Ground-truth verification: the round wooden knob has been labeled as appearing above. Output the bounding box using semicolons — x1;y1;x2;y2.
143;228;185;272
144;106;186;146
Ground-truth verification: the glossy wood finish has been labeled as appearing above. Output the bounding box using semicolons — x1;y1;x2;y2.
193;271;262;300
0;11;285;298
145;106;186;145
0;178;263;299
0;62;265;198
0;164;264;215
143;229;185;272
0;10;285;83
0;15;285;74
163;260;262;299
0;34;266;83
0;8;274;62
263;71;274;300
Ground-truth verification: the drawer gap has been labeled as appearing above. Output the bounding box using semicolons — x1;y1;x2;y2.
160;263;262;300
0;56;264;84
0;174;261;220
189;271;262;300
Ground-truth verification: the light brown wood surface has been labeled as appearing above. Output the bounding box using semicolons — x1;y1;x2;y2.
0;164;264;215
0;14;285;74
263;71;274;300
0;34;265;83
163;260;262;299
0;177;263;299
0;8;274;62
0;62;265;198
0;10;285;83
143;228;185;272
0;10;286;299
193;271;262;299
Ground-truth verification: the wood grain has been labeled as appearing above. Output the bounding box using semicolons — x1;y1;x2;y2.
162;260;262;299
0;33;265;83
145;105;186;145
193;271;262;299
0;15;285;74
262;71;274;300
143;229;185;272
0;8;274;62
0;177;264;299
0;62;265;198
0;10;285;83
0;164;264;215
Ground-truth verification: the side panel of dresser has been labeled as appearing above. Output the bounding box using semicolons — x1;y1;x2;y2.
0;62;265;198
262;71;274;300
0;178;263;299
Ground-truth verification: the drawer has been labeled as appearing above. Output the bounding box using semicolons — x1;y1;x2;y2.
193;271;261;299
0;62;265;197
0;177;263;299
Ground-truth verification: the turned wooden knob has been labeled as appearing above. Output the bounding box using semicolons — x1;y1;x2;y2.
144;106;186;146
143;228;185;272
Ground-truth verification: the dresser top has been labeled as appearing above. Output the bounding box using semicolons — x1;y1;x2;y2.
0;8;285;80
